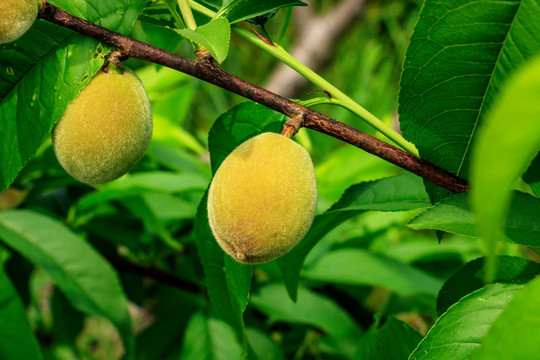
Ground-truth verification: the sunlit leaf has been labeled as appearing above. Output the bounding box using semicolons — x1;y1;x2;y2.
408;191;540;247
409;283;522;360
176;18;230;63
436;256;540;315
304;249;442;297
471;55;540;275
399;0;540;201
476;277;540;359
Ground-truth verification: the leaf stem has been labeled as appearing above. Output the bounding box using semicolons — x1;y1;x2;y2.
177;0;198;30
187;1;418;156
233;27;419;156
162;0;185;28
188;0;214;18
297;97;339;108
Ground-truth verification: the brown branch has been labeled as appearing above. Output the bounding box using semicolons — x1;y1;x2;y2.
38;3;469;194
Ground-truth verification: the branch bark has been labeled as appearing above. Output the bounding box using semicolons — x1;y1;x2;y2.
38;2;469;194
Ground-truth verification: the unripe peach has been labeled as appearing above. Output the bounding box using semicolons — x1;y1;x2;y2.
0;0;38;44
52;68;152;184
207;132;317;264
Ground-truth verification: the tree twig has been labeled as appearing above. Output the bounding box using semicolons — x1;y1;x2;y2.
38;2;469;194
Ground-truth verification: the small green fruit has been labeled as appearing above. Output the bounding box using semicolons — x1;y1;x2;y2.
0;0;38;44
207;132;317;264
52;68;152;184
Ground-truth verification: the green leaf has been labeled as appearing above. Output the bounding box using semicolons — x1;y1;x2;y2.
398;0;540;201
224;0;306;24
50;289;84;348
475;277;540;359
208;101;286;174
304;249;442;297
75;172;209;212
0;266;43;360
136;287;202;360
409;283;522;360
0;0;148;191
354;316;422;360
250;284;362;358
408;191;540;246
194;193;252;348
176;18;231;63
523;153;540;197
471;55;540;275
0;210;134;359
436;256;540;315
246;327;285;360
179;312;244;360
277;173;431;301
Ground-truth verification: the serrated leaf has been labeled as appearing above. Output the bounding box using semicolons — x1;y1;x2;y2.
0;266;43;360
475;277;540;359
224;0;306;24
0;210;134;359
471;55;540;269
408;191;540;247
277;173;431;301
179;312;244;360
304;249;442;297
355;316;422;360
208;101;286;174
398;0;540;201
436;256;540;315
0;0;148;191
176;18;231;63
409;283;522;360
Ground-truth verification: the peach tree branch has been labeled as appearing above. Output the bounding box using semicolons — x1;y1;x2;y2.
38;2;469;194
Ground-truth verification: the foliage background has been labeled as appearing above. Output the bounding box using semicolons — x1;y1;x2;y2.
1;0;540;359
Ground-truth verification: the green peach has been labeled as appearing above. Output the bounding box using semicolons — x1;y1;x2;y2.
52;68;152;184
208;132;317;264
0;0;38;44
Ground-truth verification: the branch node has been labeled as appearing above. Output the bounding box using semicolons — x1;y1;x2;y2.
281;115;304;138
195;48;214;64
252;25;275;46
102;50;128;73
308;89;333;99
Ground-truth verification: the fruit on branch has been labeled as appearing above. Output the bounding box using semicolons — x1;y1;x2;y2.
207;132;317;264
52;67;152;184
0;0;38;44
